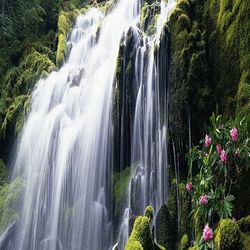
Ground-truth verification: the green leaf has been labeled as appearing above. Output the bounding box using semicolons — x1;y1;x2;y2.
225;195;235;202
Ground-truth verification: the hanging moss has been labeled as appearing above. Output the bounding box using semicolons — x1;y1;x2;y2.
1;95;28;137
56;10;79;66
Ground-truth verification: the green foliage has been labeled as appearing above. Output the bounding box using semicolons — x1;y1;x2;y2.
188;114;250;229
125;216;154;250
214;219;242;250
186;113;250;249
179;234;189;250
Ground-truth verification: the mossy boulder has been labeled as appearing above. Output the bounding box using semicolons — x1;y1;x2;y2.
155;204;176;250
144;206;154;221
215;219;242;250
125;215;154;250
237;215;250;234
125;240;143;250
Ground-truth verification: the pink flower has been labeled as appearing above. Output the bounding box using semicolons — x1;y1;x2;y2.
216;144;222;155
234;148;240;157
230;127;238;142
186;182;193;193
199;195;208;205
205;153;209;157
205;135;212;148
220;149;228;164
203;224;213;242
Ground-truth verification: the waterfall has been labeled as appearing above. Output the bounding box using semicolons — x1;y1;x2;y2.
0;0;176;249
117;0;176;248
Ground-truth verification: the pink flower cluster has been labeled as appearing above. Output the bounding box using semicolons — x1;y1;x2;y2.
216;144;222;155
186;182;192;193
220;149;228;164
199;195;208;205
203;224;213;242
205;135;212;148
230;127;238;142
216;144;228;164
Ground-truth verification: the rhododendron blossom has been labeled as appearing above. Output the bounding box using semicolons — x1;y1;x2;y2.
230;127;238;142
216;144;222;155
199;195;208;205
205;135;212;148
220;149;228;164
203;224;213;242
186;182;193;193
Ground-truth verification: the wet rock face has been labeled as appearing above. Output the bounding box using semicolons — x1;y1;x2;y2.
113;27;142;172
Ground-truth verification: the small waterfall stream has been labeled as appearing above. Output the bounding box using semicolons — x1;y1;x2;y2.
0;0;176;249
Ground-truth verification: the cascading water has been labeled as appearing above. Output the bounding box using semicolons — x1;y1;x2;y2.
0;0;141;249
117;1;176;248
0;0;176;249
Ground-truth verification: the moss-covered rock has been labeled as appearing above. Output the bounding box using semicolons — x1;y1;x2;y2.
144;206;154;221
125;216;154;250
155;204;176;250
56;9;79;66
56;12;72;66
237;215;250;234
125;240;143;250
113;167;131;221
215;219;242;250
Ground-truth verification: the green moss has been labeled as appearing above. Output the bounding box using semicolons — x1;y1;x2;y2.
125;240;143;250
144;206;154;220
140;2;161;35
179;234;189;250
215;219;242;250
0;160;8;186
56;10;78;66
1;48;55;137
113;167;131;219
125;216;154;250
1;95;28;136
237;215;250;234
242;233;250;250
236;82;250;116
